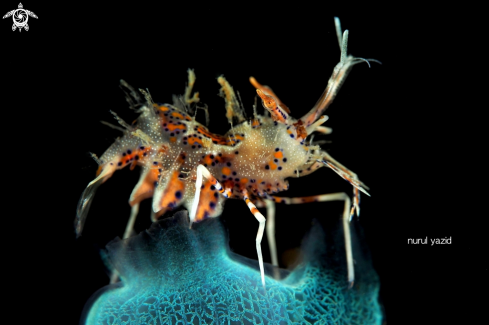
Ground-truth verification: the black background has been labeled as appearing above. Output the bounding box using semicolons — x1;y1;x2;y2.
2;2;484;324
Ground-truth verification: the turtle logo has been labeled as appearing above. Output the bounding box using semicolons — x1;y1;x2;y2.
3;3;37;32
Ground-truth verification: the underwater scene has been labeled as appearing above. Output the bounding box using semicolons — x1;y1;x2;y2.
74;16;383;325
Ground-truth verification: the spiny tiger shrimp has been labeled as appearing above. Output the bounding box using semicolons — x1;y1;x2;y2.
76;17;379;289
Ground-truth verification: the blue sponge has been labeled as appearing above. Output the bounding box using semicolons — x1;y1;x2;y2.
82;211;382;324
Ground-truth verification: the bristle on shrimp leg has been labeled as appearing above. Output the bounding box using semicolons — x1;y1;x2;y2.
267;193;355;287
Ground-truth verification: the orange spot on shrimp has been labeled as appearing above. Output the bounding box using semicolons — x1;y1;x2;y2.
166;123;186;132
187;137;203;146
221;167;231;175
171;112;185;119
240;178;248;184
201;155;212;165
195;181;219;222
96;165;103;176
269;162;277;170
274;151;283;159
196;126;228;145
170;137;177;143
156;170;185;211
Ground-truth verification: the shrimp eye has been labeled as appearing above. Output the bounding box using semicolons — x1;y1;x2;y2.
256;89;276;109
262;96;276;109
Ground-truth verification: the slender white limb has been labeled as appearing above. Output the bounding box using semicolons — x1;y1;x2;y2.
341;195;355;286
190;167;269;286
268;192;355;287
264;200;281;280
334;17;343;49
323;160;369;195
265;200;278;267
190;165;205;225
110;110;133;131
320;150;369;217
314;126;333;134
306;115;329;135
150;209;158;222
100;120;127;133
190;164;229;225
109;270;120;284
75;164;116;237
123;203;139;240
243;193;267;290
352;188;361;219
110;203;140;284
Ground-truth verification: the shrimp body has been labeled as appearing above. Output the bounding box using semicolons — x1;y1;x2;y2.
81;94;311;230
76;17;377;289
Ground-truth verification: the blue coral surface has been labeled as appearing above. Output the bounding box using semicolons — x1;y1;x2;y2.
82;212;382;324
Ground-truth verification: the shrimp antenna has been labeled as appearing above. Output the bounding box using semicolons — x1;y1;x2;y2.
301;17;380;127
